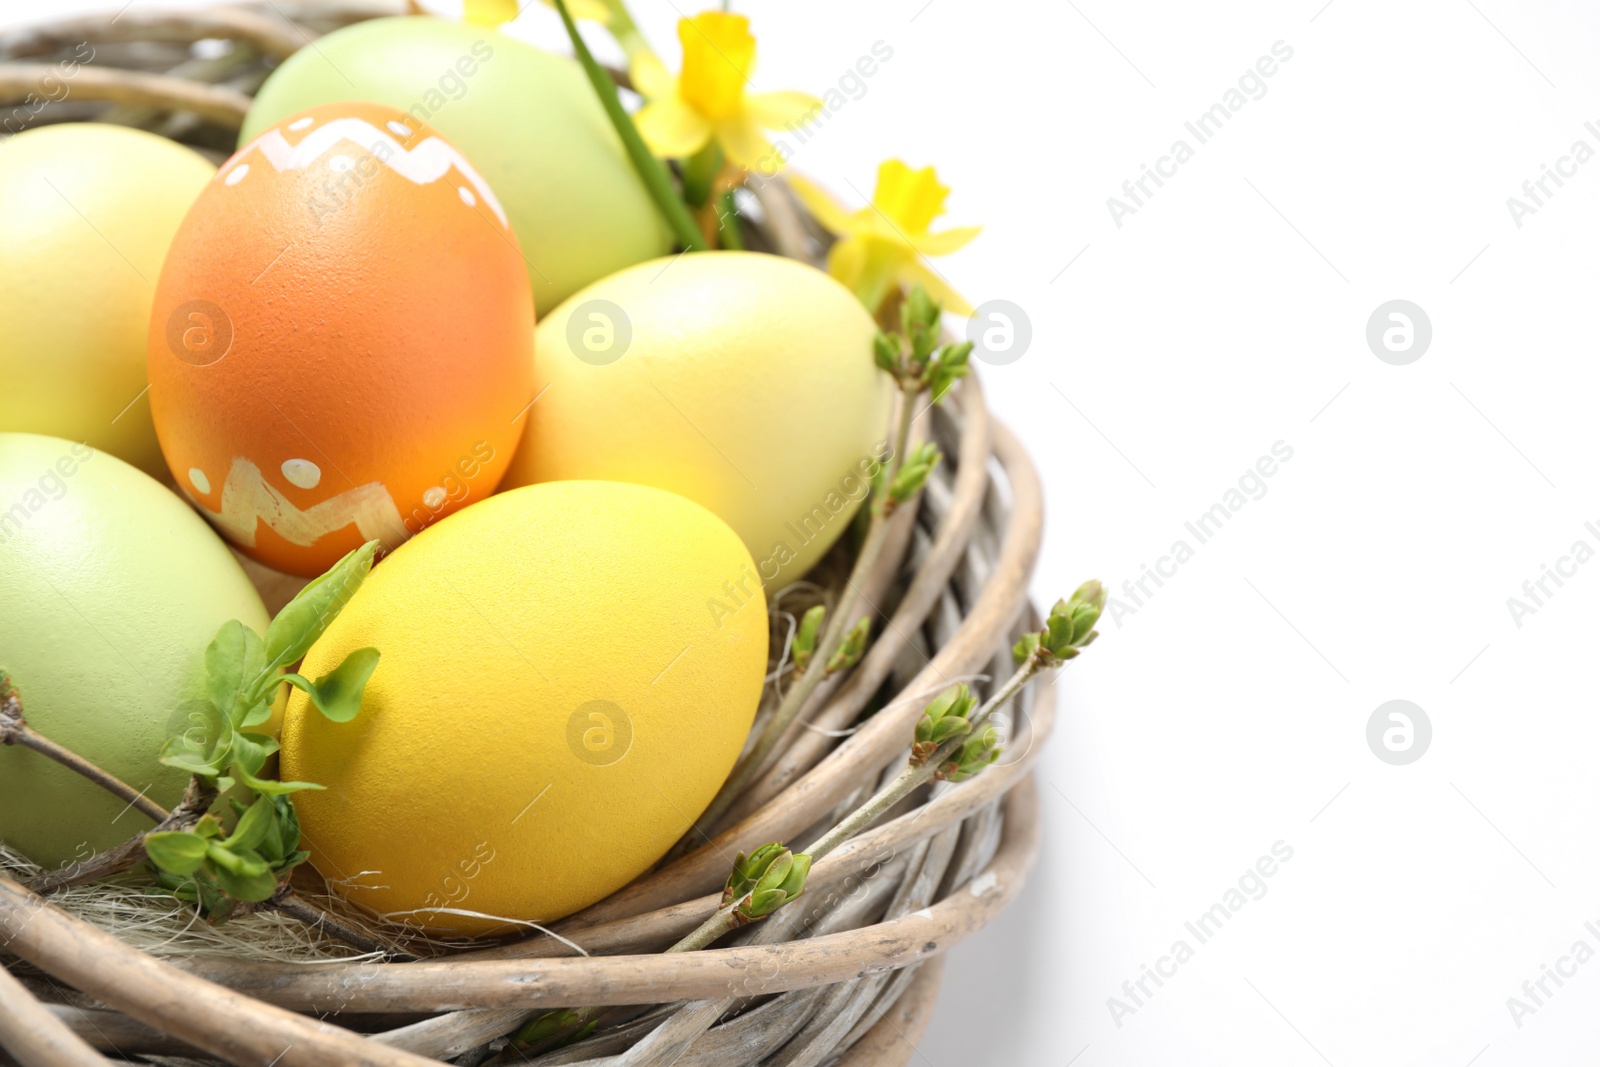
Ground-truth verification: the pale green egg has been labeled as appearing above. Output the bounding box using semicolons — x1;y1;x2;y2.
0;433;269;869
241;16;672;313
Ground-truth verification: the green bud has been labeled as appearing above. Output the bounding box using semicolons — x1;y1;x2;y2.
936;725;1001;782
737;849;811;921
873;332;902;373
924;340;972;404
889;442;942;506
723;842;787;906
902;286;943;360
1016;580;1105;665
825;616;871;675
911;683;977;765
791;604;826;675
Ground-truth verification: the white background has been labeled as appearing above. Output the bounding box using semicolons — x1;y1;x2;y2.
12;1;1600;1063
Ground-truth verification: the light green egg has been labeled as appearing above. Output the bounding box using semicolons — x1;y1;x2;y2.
0;433;270;869
241;16;672;313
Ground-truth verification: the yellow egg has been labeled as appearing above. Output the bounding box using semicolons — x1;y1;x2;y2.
279;481;767;935
0;125;213;475
503;252;894;591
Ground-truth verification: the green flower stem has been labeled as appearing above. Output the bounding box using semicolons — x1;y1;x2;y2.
718;190;746;250
551;0;708;253
802;658;1041;862
673;387;920;848
0;674;168;824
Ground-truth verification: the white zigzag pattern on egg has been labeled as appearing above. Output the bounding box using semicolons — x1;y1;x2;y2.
233;117;509;227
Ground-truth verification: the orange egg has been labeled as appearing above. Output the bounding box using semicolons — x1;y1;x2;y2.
147;102;535;576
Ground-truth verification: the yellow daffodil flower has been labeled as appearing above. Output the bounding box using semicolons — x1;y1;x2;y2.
629;12;821;170
464;0;611;26
789;160;981;315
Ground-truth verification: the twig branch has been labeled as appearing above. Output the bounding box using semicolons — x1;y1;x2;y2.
0;674;167;823
803;659;1037;861
0;64;251;125
26;776;217;896
262;885;416;961
667;659;1045;956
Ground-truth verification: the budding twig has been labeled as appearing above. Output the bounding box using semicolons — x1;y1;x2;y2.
0;670;166;823
664;583;1105;959
26;774;217;895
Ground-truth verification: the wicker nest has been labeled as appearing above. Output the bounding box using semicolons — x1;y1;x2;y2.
0;6;1049;1066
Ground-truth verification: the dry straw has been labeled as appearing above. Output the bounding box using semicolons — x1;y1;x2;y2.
0;5;1056;1064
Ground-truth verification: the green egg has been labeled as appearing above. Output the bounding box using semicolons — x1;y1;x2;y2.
241;16;673;313
0;433;270;869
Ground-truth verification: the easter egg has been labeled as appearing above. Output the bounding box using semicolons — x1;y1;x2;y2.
148;101;536;578
0;433;270;868
279;481;767;935
503;251;894;590
0;125;212;476
242;17;672;313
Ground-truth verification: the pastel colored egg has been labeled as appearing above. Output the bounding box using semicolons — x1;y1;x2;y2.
0;125;213;475
502;251;894;591
148;102;536;577
242;17;673;314
280;481;768;935
0;433;270;869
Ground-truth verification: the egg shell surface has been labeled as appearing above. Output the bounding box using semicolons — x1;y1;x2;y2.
279;480;768;935
242;17;673;313
0;433;270;868
148;101;536;577
503;251;894;590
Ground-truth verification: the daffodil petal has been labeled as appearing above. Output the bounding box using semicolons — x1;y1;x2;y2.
466;0;519;26
873;159;950;234
786;175;859;237
679;12;754;120
913;225;981;257
629;50;676;100
745;90;823;131
635;97;713;159
900;259;973;316
715;115;775;169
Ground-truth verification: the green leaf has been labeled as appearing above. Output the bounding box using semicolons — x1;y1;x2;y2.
234;761;324;797
221;796;274;852
259;542;378;687
206;844;278;902
239;700;274;729
145;831;209;875
205;620;265;724
283;647;380;724
159;698;232;778
228;731;278;780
